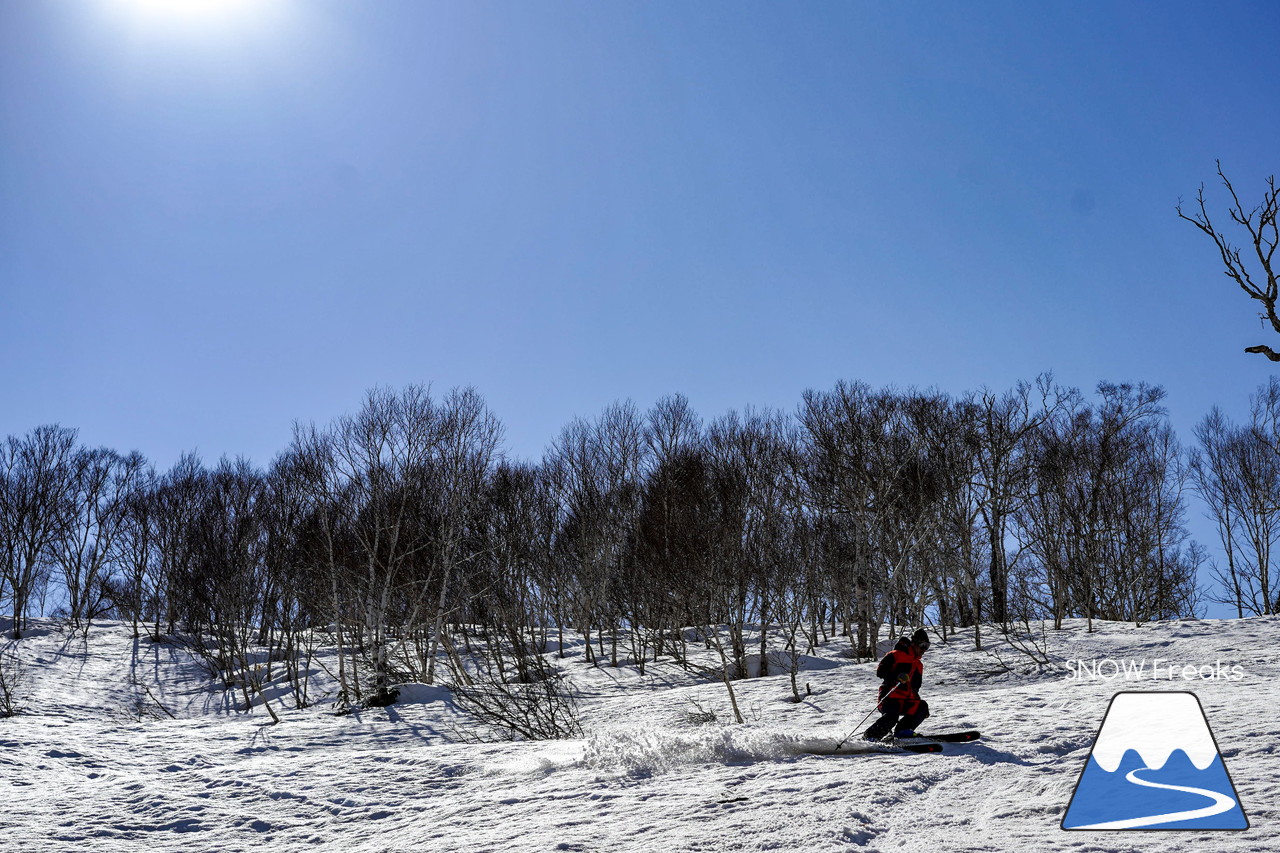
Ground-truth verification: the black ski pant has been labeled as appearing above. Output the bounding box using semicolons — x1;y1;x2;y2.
864;696;929;740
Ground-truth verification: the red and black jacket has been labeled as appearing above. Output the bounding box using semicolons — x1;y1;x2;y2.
875;636;923;701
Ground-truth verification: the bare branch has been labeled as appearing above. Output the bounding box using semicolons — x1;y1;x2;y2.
1182;163;1280;350
1244;345;1280;361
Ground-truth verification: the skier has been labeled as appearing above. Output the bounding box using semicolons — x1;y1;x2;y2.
864;628;930;741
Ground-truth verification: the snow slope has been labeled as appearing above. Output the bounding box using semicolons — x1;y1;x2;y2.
3;616;1278;852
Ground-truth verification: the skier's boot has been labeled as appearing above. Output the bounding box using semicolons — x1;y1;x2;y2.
864;718;893;742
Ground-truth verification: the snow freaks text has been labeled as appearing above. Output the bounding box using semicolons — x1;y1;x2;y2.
1065;659;1245;682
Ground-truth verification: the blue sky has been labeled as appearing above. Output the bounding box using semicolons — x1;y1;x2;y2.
2;2;1278;483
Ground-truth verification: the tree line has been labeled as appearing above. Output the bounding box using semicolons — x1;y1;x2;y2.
2;377;1271;711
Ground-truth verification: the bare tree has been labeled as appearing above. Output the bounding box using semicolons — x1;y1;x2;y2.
1191;408;1248;617
799;384;951;656
1021;383;1199;627
634;394;705;665
547;403;645;669
260;454;326;709
798;382;885;657
469;460;546;685
115;465;159;638
1191;380;1280;616
907;393;983;643
421;387;504;685
631;440;714;668
188;458;280;722
529;458;574;659
0;426;77;639
148;454;208;639
55;448;147;633
1020;394;1091;629
285;385;501;705
1179;161;1280;360
967;378;1066;630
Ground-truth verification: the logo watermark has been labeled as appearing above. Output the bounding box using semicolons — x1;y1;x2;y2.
1064;659;1245;682
1061;692;1248;830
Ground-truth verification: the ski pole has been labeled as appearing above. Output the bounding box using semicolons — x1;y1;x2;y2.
833;681;901;751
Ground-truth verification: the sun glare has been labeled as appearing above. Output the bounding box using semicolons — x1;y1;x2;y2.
111;0;284;34
134;0;257;17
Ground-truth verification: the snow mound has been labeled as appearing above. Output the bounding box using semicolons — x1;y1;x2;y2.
738;651;841;678
390;683;454;706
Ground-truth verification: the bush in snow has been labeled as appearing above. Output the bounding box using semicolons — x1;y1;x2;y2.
683;699;719;725
450;670;583;742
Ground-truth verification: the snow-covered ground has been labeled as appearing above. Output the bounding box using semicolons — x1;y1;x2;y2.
3;616;1277;852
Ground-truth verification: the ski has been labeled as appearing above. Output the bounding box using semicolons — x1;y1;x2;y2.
891;741;944;753
802;739;943;756
907;730;980;743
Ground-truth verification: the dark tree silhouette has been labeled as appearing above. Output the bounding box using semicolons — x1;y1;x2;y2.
1179;161;1280;360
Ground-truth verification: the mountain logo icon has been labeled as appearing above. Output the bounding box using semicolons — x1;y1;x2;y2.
1061;691;1248;830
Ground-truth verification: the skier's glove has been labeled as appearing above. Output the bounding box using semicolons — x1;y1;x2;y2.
896;673;910;683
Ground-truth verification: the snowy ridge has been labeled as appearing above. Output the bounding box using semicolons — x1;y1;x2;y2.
1090;692;1219;771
